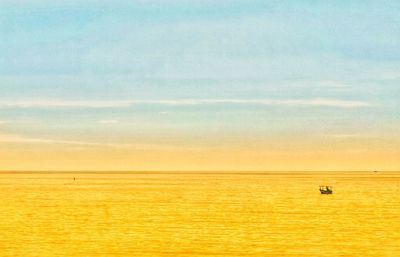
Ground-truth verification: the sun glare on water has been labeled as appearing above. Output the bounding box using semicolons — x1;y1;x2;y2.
0;172;399;257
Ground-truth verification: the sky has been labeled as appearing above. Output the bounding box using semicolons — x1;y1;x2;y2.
0;0;399;171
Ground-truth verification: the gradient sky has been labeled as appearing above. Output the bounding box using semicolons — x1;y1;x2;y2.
1;0;399;171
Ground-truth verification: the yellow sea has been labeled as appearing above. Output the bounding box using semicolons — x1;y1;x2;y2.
0;171;399;257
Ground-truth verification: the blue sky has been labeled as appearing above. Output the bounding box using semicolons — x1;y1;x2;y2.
0;1;399;170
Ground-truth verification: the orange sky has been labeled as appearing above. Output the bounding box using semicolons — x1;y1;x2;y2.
2;134;399;171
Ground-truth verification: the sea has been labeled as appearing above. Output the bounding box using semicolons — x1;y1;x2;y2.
0;172;399;256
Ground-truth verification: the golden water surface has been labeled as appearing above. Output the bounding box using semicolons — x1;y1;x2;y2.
0;172;399;257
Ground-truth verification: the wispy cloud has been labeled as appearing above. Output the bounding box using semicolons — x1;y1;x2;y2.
0;133;198;151
0;98;372;109
0;133;121;148
319;81;352;89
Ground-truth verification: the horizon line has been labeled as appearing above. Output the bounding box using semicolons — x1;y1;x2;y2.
0;170;398;174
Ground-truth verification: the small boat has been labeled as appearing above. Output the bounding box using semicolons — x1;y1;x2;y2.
319;185;333;194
